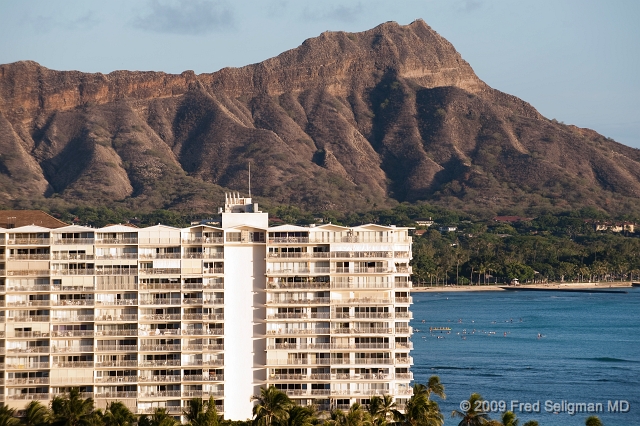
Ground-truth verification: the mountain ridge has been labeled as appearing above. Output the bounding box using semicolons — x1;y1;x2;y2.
1;19;639;215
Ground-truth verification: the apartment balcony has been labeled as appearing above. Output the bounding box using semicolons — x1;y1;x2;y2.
53;361;95;368
395;312;413;319
396;388;414;396
267;282;330;290
6;238;51;245
52;238;95;245
7;254;51;260
138;391;181;398
5;377;50;385
139;299;181;306
5;362;50;369
332;327;393;334
396;373;414;380
182;390;224;398
203;298;224;305
138;375;181;383
204;344;224;351
267;297;330;305
52;346;94;353
204;268;224;275
96;376;139;383
330;281;392;290
395;297;413;304
183;374;224;382
269;374;309;380
327;343;391;351
331;373;393;380
182;313;224;321
95;268;138;276
50;269;96;276
11;331;51;338
348;312;393;319
95;345;138;352
182;298;203;305
267;312;330;320
139;359;181;367
203;359;224;366
51;315;95;322
50;299;94;306
266;359;331;366
139;253;181;260
7;346;50;354
8;316;50;322
395;327;412;334
95;238;138;244
182;237;224;244
95;254;138;260
139;268;181;275
395;341;413;350
330;251;396;259
267;328;330;335
7;300;51;307
5;270;50;277
353;359;393;365
139;344;181;352
394;357;414;365
331;298;392;305
267;343;330;350
95;299;138;306
183;252;224;259
139;314;179;321
95;391;137;399
5;393;50;400
138;406;182;415
268;237;309;244
95;360;138;368
95;314;138;321
395;280;412;288
266;269;310;276
5;284;50;292
139;283;180;290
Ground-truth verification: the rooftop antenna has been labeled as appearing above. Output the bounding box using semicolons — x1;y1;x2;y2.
248;162;252;198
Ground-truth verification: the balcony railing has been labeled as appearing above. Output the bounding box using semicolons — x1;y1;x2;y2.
7;254;51;260
6;377;50;385
95;360;138;367
139;268;181;275
139;299;181;306
5;393;50;400
6;300;51;307
51;299;94;306
8;316;50;322
51;346;94;353
139;344;182;351
95;330;138;337
7;238;51;245
5;362;50;369
182;237;224;244
7;346;50;353
138;375;181;382
267;297;330;305
95;376;138;383
267;282;330;290
267;312;330;319
5;270;50;276
183;374;224;381
332;327;393;334
53;361;95;368
95;314;138;321
95;238;138;244
11;331;51;338
50;269;96;276
95;391;137;399
52;238;95;245
95;345;138;352
51;315;95;322
267;328;330;335
138;391;181;398
139;359;181;367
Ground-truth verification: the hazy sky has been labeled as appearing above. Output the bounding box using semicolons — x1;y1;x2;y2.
1;0;638;147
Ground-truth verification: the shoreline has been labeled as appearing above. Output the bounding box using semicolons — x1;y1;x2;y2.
411;282;634;292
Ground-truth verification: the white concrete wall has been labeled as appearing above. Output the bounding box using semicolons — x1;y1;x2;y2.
223;243;266;420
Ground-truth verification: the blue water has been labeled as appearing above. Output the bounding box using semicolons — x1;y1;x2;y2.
410;289;640;426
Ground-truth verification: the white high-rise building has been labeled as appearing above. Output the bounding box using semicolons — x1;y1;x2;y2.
0;196;413;419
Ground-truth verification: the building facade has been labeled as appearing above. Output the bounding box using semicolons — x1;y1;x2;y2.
0;196;413;419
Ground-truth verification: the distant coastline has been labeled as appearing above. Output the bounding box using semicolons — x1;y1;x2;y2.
411;282;633;292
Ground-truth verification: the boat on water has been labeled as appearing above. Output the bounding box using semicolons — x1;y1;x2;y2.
430;327;452;333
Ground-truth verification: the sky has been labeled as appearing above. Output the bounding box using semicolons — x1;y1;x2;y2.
0;0;638;148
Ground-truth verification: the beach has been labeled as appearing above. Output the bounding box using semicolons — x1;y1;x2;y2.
411;282;633;292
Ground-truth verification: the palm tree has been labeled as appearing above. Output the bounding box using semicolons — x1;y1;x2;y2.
585;416;603;426
0;405;19;426
100;402;136;426
333;403;370;426
21;401;50;426
522;421;539;426
50;388;98;426
139;408;179;426
251;386;292;426
499;411;519;426
184;397;220;426
425;376;446;402
451;393;490;426
282;406;315;426
367;395;395;426
393;385;443;426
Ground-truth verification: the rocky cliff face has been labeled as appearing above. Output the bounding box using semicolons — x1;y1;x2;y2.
1;19;639;214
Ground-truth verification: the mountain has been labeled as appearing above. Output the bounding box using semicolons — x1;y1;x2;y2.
1;19;640;215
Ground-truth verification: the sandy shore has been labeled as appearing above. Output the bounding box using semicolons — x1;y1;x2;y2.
411;282;634;292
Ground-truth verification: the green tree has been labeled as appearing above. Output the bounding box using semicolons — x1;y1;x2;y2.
50;388;99;426
331;404;370;426
585;416;603;426
184;397;220;426
251;386;292;426
451;393;491;426
281;405;315;426
138;408;178;426
21;401;50;426
100;402;135;426
367;395;395;426
0;405;20;426
393;383;443;426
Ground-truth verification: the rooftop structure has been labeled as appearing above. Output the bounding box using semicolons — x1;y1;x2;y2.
0;198;413;419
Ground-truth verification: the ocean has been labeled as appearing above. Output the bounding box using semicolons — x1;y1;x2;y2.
410;288;640;426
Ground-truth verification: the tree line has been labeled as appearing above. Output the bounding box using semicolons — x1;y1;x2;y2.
0;383;607;426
